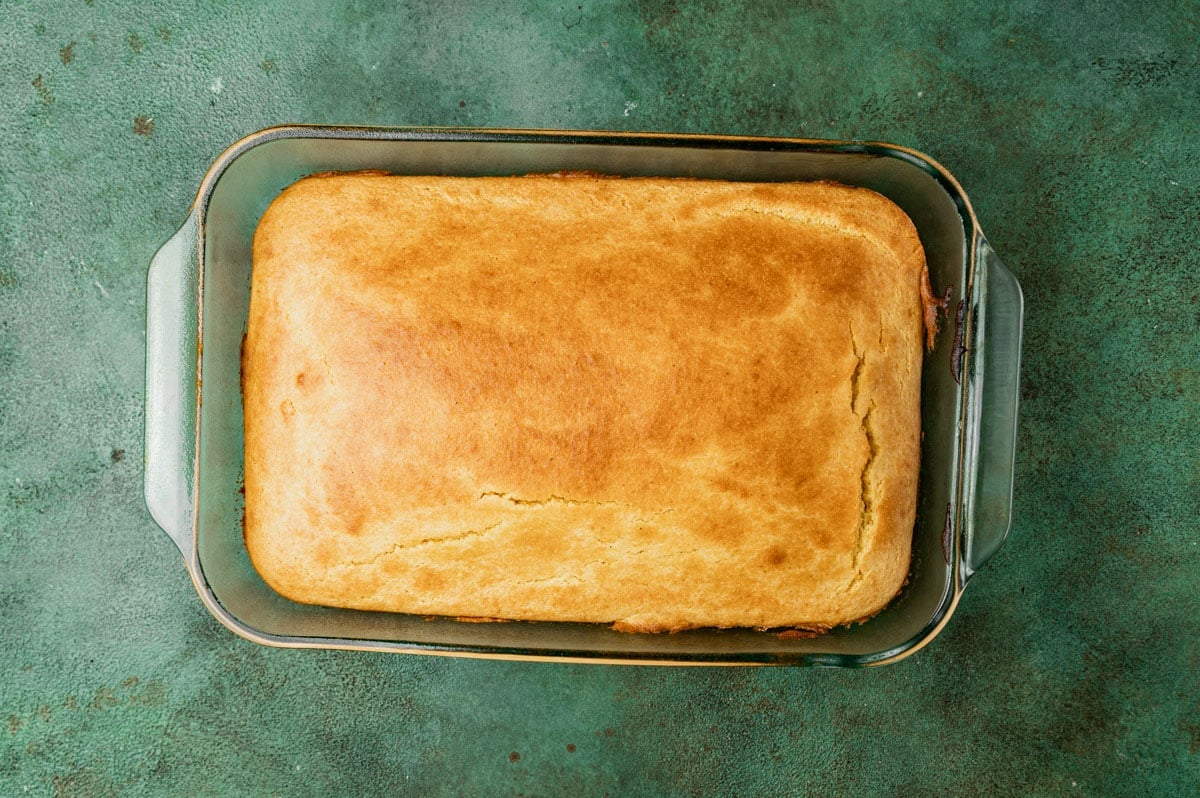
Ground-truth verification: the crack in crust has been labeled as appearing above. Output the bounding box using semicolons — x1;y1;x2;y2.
846;325;878;592
851;403;878;573
850;344;867;413
477;491;676;524
341;522;505;567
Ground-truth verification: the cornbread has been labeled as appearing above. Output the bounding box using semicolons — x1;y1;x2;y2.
242;173;930;632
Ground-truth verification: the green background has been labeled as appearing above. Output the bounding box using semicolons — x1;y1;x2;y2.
2;1;1198;795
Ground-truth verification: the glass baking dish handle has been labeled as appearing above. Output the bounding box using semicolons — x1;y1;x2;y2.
144;212;200;561
963;235;1024;578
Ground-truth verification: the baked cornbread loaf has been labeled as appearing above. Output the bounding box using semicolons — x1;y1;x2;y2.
242;173;930;632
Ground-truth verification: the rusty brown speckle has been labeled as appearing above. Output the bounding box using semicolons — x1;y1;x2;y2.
240;332;249;396
89;687;118;710
951;299;966;384
133;116;154;136
508;751;520;762
126;680;167;707
777;628;821;640
110;448;125;463
32;74;54;105
942;502;954;565
59;41;75;65
566;743;576;753
1184;722;1200;754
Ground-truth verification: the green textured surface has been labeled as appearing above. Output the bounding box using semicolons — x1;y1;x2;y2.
1;0;1198;794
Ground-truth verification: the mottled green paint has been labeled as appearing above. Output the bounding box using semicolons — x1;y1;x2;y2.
1;0;1197;795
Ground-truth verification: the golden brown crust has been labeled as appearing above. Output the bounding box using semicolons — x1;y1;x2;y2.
242;174;927;632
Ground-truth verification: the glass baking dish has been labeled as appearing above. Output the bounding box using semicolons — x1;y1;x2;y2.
144;126;1023;666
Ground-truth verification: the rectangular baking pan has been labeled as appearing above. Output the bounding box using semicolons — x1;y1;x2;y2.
145;126;1023;666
